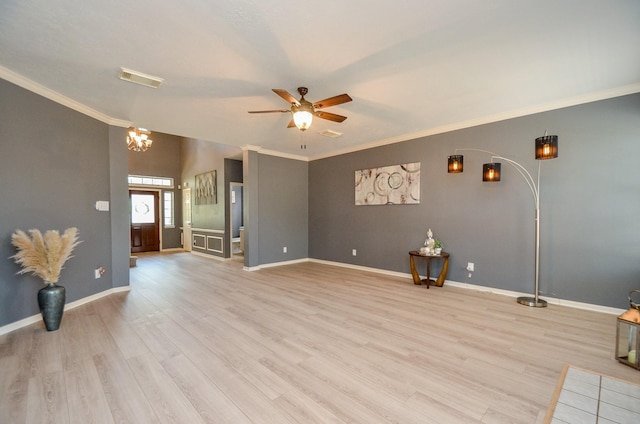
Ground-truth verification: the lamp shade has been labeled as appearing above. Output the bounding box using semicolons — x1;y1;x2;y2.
482;163;501;182
535;135;558;160
448;155;463;173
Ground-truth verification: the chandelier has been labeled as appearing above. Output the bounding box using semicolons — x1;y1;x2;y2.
127;127;153;152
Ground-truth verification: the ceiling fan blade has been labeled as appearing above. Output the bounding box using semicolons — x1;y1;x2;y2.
287;119;296;128
272;89;300;105
315;111;347;123
313;94;352;109
248;109;290;114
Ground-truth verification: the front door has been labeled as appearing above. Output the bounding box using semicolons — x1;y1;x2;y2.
130;190;160;253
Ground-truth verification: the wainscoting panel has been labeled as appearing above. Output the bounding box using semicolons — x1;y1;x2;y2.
192;234;206;249
207;235;223;254
191;228;225;257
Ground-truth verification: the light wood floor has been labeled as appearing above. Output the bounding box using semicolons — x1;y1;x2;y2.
1;252;638;423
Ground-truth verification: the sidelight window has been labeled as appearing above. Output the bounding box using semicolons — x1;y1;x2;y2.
164;191;174;227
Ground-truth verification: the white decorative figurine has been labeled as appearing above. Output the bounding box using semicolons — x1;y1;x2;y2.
423;228;435;255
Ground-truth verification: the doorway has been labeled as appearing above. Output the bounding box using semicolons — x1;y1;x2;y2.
229;183;244;256
183;187;192;252
130;190;160;253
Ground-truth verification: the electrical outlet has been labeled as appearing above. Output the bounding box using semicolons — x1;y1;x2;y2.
283;246;287;253
352;249;357;256
94;267;106;279
467;262;474;272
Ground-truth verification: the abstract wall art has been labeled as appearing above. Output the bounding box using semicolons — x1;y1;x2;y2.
195;170;217;205
355;162;420;205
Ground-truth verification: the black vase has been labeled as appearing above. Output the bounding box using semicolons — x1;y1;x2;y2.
37;284;66;331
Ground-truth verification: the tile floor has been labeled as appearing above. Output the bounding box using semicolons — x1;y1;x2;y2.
549;366;640;424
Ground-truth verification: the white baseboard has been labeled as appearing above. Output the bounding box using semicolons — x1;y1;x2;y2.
190;250;227;261
246;258;308;271
444;280;624;315
307;258;625;316
0;285;131;336
309;258;408;279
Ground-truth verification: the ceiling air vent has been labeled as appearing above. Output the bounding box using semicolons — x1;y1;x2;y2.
319;129;343;138
119;67;164;88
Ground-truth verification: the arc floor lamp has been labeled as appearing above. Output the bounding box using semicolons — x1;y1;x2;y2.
447;132;558;307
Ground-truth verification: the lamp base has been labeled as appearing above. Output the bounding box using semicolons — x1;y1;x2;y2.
516;296;548;308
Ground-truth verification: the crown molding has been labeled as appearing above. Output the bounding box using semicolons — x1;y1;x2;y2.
3;63;638;160
257;148;308;162
241;144;308;162
0;65;131;127
241;144;262;152
308;83;640;161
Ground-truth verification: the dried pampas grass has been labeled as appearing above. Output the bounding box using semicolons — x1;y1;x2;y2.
11;227;81;284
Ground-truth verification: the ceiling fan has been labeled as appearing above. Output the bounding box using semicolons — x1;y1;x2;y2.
248;87;352;131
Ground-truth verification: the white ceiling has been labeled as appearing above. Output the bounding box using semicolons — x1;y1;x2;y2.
1;0;639;160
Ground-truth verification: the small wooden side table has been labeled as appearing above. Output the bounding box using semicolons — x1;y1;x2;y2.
408;250;450;288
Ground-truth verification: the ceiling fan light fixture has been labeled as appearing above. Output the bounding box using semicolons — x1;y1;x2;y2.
292;102;314;131
248;86;352;134
293;111;313;131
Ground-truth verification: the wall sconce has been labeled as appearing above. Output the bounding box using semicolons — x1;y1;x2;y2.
482;163;501;182
447;131;559;308
447;155;463;173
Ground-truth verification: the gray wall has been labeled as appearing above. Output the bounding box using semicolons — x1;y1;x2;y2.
242;151;309;267
128;131;183;249
181;140;242;257
0;79;129;327
257;154;309;264
309;93;640;309
109;126;131;288
181;139;240;231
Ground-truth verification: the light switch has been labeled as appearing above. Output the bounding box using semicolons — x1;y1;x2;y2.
95;201;110;211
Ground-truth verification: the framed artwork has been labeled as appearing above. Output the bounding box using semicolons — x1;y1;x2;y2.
355;162;420;205
195;170;217;204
